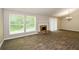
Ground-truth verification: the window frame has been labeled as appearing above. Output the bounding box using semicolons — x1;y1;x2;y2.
9;14;37;35
25;16;37;32
9;14;25;34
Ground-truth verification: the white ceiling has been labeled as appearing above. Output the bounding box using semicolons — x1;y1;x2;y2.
4;8;77;16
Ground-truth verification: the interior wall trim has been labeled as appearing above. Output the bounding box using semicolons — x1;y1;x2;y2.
4;32;38;40
0;39;4;48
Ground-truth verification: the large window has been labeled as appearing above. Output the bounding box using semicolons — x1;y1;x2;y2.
9;14;24;34
25;16;36;32
9;14;36;34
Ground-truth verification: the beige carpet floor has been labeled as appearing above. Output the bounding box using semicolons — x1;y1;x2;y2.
1;30;79;50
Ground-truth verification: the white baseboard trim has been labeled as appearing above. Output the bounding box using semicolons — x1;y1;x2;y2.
59;29;79;32
0;40;4;48
5;32;38;40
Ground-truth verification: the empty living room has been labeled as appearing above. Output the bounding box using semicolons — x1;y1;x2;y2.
0;8;79;50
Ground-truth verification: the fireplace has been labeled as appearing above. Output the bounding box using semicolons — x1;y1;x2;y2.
40;25;47;33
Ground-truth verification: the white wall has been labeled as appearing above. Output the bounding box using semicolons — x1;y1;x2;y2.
0;9;4;47
57;17;62;29
59;9;79;32
3;9;49;40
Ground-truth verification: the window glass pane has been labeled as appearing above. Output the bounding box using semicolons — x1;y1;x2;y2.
9;14;24;34
25;16;36;32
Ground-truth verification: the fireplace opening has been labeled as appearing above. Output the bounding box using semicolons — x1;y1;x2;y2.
40;25;47;33
42;27;46;30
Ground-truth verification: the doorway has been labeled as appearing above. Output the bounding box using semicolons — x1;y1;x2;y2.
49;17;57;31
